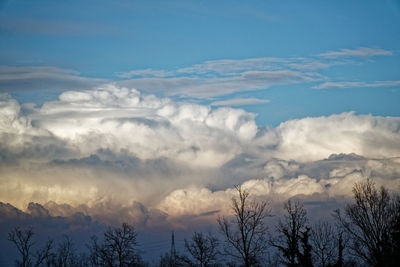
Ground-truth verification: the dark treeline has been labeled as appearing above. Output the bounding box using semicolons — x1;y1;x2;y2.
7;180;400;267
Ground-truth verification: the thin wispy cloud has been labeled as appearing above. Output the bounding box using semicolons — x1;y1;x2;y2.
114;47;392;98
210;97;270;106
314;80;400;89
117;70;317;98
0;66;107;92
318;47;392;58
1;46;393;99
176;57;288;75
117;69;174;78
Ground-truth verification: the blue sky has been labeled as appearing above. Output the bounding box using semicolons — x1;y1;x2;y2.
2;1;400;263
1;0;400;126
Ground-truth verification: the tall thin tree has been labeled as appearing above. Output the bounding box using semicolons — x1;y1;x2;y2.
8;227;53;267
218;185;271;266
184;232;219;267
270;200;308;267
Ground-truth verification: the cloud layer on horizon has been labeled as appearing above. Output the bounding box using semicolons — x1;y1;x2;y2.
1;85;400;229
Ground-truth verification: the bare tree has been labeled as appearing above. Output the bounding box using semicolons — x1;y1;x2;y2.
311;221;336;267
8;226;53;267
334;179;399;267
389;195;400;265
184;232;219;267
54;235;77;267
218;185;271;267
270;200;308;267
88;235;102;266
89;223;142;267
298;226;313;267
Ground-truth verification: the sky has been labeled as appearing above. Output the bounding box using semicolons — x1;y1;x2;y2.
1;0;400;264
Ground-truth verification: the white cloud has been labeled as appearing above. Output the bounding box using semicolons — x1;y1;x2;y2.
1;86;400;225
3;85;258;167
176;57;287;74
318;47;392;58
210;97;270;106
117;70;316;98
117;69;173;78
314;80;400;89
2;46;391;98
0;66;107;92
267;112;400;162
157;154;400;220
114;47;391;98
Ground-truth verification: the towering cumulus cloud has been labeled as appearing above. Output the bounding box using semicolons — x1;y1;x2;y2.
0;85;399;227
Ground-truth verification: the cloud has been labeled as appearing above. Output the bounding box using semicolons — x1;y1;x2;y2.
32;84;257;167
0;66;107;92
314;80;400;89
1;46;390;98
115;46;390;98
318;47;392;58
117;69;173;79
210;97;270;106
176;57;287;75
158;155;400;220
267;112;400;162
1;86;400;229
117;70;316;98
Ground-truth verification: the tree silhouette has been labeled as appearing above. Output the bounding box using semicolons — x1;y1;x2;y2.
89;223;142;267
184;232;219;267
298;226;313;267
311;221;336;267
334;179;400;266
8;227;53;267
218;185;271;266
271;200;308;267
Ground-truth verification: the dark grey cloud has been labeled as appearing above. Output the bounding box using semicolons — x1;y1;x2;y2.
51;149;181;178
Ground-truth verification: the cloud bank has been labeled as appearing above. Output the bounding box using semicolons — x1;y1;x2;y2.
0;85;400;229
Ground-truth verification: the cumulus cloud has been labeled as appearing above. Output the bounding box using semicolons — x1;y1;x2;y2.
158;155;400;221
0;85;400;228
266;112;400;162
33;84;257;167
